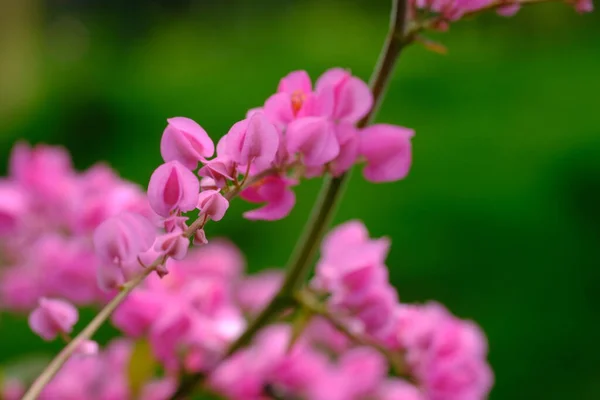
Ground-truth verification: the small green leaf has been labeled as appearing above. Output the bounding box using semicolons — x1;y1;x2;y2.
127;339;157;397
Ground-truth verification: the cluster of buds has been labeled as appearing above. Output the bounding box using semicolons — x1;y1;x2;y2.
411;0;593;30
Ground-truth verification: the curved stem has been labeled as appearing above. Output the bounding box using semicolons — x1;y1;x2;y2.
280;0;410;292
294;290;408;377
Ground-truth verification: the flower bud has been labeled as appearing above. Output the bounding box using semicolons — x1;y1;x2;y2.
93;212;156;267
29;297;78;341
148;161;200;217
221;112;279;170
154;230;189;260
197;157;236;188
197;190;229;222
160;117;214;169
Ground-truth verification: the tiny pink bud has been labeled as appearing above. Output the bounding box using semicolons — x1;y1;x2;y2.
148;161;200;217
164;215;188;233
286;116;340;166
359;124;414;183
93;212;156;267
29;297;78;341
221;113;279;169
154;231;189;260
197;157;236;188
197;190;229;221
160;117;214;169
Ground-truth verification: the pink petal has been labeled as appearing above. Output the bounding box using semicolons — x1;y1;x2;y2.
241;176;296;221
286;117;340;166
161;117;214;169
148;161;200;217
29;298;78;341
277;70;312;94
197;190;229;221
359;124;414;183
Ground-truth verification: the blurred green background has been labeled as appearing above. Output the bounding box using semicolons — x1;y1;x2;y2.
1;0;599;399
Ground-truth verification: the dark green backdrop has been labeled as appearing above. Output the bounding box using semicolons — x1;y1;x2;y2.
1;1;599;399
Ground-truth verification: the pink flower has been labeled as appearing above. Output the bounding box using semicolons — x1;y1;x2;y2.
352;285;398;338
197;156;236;188
160;117;214;169
337;347;387;397
38;339;132;399
8;142;74;206
286;117;339;166
197;190;229;221
236;270;283;314
220;112;279;170
148;161;200;217
0;182;26;236
263;70;315;127
316;68;373;124
377;379;424;400
359;123;414;183
241;175;296;221
154;230;189;260
29;297;78;340
396;303;493;400
575;0;593;12
113;288;164;337
150;308;193;371
315;220;390;296
93;212;156;268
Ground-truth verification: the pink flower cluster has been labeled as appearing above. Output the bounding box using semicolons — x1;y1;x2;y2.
0;143;151;310
4;221;492;400
146;69;414;224
411;0;593;27
111;240;257;372
311;221;493;400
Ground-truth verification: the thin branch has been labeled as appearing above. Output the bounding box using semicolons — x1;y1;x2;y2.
22;266;155;400
294;290;408;377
